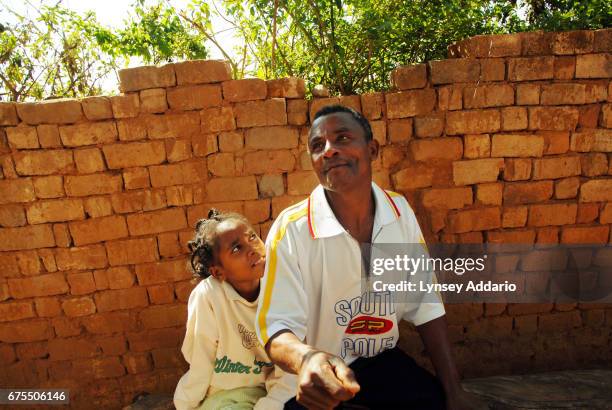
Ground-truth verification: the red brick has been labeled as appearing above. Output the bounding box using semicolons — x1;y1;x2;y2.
15;250;41;275
479;58;506;82
33;297;61;318
561;226;609;244
127;327;183;352
579;179;612;202
36;124;61;148
206;176;259;202
127;208;187;236
14;150;74;176
0;204;26;227
82;311;136;335
243;151;295;174
385;89;435;119
529;106;579;131
26;198;84;225
222;79;267;102
135;259;191;286
106;237;159;266
390;64;427;90
554;177;580;199
80;96;112;121
166;84;221;111
475;183;502;205
52;223;71;248
6;126;39;149
166;185;194;207
72;356;126;379
539;311;581;333
570;129;612;152
453;158;504;185
62;296;96;317
508;57;554;81
491;134;544;158
422;187;472;210
257;174;285;198
66;272;95;296
536;227;559;244
244;126;298;150
152;347;184;369
0;320;52;343
55;245;107;271
139;88;167;114
504;181;553;205
437;85;463;111
83;196;113;219
600;203;612;223
16;99;83;125
386;119;412;143
464;84;514;109
0;102;18;125
0;224;55;251
446;109;500;135
581;153;608;176
147;112;200;139
93;267;135;290
200;107;236;134
501;107;528;131
448;207;501;233
110;93;139;119
593;29;612;52
110;189;165;214
410;138;462;161
577;203;599;224
8;273;68;299
97;334;127;355
0;179;36;204
174;60;230;85
538;131;570;155
414;113;444;138
139;304;186;329
532;156;581;180
95;287;148;312
64;174;122;197
58;121;117;147
429;59;480;84
102;141;166;169
267;77;306;98
287;171;318;196
147;284;176;304
576;54;611;78
541;84;586;105
0;301;35;322
502;206;528;228
216;132;242;153
123;352;153;374
463;134;490;158
51;316;82;338
149;160;205;188
73;148;105;174
528;203;577;226
119;64;175;92
206;153;234;177
116;118;147;141
165;138;192;163
287;99;308;125
516;84;540;106
553;30;594;55
234;99;287;128
554;56;576;79
68;215;128;246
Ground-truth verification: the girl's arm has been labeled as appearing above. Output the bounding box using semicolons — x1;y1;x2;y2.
174;285;218;410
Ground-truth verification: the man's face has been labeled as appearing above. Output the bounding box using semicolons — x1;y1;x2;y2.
308;112;378;192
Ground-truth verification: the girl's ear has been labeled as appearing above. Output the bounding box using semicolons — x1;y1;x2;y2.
208;265;225;281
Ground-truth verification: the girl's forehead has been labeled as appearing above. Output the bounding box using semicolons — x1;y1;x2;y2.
214;219;251;240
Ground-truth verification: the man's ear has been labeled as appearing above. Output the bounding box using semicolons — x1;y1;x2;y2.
368;138;379;160
208;265;224;281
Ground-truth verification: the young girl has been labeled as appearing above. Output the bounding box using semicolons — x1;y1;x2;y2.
174;209;294;410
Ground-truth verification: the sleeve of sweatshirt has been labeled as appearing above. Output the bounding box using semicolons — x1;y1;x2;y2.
173;283;218;410
254;368;297;410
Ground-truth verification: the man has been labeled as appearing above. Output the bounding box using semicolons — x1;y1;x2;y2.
255;105;481;409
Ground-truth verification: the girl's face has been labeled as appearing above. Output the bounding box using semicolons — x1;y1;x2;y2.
209;218;266;300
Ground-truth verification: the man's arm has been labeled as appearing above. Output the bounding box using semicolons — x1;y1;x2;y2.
266;330;360;410
417;315;486;410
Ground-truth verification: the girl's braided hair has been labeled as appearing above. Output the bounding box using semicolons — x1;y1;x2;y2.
188;209;250;280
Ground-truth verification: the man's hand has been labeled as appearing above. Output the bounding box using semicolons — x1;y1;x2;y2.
445;387;489;410
296;350;360;410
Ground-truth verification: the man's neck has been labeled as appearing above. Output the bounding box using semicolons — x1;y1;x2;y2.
324;183;375;243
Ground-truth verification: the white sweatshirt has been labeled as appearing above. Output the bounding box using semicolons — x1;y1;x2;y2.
174;277;296;410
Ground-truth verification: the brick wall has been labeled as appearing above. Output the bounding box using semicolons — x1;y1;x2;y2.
0;29;611;407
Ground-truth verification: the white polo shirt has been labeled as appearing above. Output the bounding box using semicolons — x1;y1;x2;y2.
255;182;445;364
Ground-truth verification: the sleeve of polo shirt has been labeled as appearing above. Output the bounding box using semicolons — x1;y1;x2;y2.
256;220;308;347
400;200;446;326
173;284;217;410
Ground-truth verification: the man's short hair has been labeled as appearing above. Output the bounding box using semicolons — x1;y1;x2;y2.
312;104;373;141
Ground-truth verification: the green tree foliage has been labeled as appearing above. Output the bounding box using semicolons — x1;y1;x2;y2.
0;3;115;101
0;0;609;100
